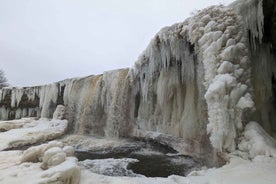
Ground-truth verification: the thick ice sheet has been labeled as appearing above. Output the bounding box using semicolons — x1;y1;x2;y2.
0;118;67;150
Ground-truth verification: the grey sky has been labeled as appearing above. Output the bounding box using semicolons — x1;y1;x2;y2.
0;0;234;87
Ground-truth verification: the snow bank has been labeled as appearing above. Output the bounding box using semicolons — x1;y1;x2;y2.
1;148;276;184
40;157;80;184
0;151;22;169
238;121;276;158
0;141;80;184
0;118;67;150
61;135;140;152
21;140;63;163
174;156;276;184
0;118;34;132
79;155;276;184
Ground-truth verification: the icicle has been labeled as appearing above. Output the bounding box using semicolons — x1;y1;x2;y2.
179;5;255;151
39;83;59;118
230;0;264;49
10;88;24;108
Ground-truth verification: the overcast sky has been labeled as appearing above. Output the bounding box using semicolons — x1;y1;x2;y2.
0;0;235;87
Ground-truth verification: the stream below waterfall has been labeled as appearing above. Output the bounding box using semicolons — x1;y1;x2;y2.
75;139;202;177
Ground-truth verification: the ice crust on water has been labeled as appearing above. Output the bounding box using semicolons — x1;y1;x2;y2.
80;158;140;177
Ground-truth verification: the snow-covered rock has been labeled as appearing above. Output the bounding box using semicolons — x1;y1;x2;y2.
40;157;81;184
21;141;64;163
41;147;66;169
238;121;276;158
63;145;75;157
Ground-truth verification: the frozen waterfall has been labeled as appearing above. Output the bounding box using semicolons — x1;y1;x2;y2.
0;0;275;166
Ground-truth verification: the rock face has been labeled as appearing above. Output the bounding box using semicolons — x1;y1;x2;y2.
0;0;275;165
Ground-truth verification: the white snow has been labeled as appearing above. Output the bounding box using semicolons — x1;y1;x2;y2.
0;141;80;184
40;157;80;184
238;121;276;158
61;135;135;151
0;118;67;150
21;140;64;163
79;156;276;184
1;149;276;184
0;117;34;132
0;0;274;183
0;120;275;184
41;147;67;169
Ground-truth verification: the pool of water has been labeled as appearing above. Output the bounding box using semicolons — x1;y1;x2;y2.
76;140;201;177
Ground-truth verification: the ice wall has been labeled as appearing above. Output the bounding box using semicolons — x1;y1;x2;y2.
0;0;275;163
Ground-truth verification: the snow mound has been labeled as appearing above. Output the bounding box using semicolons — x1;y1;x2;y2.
238;121;276;158
0;118;34;132
0;118;67;151
0;141;80;184
40;157;80;184
21;141;63;163
22;141;80;184
41;147;67;169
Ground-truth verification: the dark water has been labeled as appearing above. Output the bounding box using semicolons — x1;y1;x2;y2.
76;141;201;177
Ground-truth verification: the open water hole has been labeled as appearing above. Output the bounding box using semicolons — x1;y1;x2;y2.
75;140;202;177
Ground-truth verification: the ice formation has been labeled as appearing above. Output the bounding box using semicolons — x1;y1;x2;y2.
0;141;80;184
0;0;275;165
0;0;276;183
80;158;139;177
238;121;276;158
53;105;65;120
0;117;67;151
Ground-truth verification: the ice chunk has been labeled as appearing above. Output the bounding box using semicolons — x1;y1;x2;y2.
41;147;66;169
238;121;276;158
53;105;65;120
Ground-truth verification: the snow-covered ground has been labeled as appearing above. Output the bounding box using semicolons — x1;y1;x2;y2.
1;148;276;184
0;117;275;184
0;118;67;150
0;105;67;151
80;156;276;184
0;141;80;184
